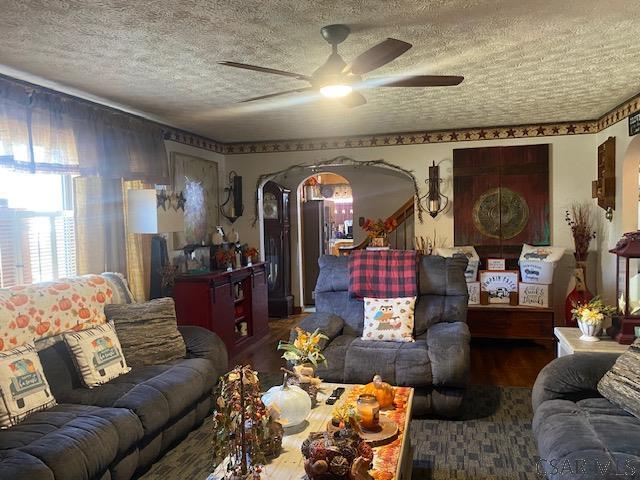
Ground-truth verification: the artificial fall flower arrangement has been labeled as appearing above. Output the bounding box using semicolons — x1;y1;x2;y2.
215;249;235;266
277;327;328;367
243;246;259;262
362;217;398;238
571;297;616;326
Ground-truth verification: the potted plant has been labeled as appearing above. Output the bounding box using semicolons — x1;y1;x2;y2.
362;217;398;247
571;297;616;342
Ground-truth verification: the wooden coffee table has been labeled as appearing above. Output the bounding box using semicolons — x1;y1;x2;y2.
210;383;414;480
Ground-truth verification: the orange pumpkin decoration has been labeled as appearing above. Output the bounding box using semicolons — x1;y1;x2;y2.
78;308;91;319
363;375;395;409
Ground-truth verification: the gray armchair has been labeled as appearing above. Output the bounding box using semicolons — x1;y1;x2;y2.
297;254;470;416
532;353;640;480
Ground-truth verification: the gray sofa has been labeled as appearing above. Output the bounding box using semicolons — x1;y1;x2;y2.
532;353;640;479
299;254;470;416
0;324;228;480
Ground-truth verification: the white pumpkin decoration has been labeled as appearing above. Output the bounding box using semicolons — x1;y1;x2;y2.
261;381;311;428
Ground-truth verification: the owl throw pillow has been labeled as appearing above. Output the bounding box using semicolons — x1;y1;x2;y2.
362;297;416;342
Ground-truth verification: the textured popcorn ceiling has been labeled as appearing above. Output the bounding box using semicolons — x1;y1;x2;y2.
1;0;639;143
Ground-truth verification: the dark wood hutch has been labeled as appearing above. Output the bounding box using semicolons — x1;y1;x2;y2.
172;263;269;357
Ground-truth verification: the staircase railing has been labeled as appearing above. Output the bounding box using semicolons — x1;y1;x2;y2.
338;196;416;255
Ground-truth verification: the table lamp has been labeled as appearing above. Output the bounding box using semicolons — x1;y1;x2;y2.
127;189;185;299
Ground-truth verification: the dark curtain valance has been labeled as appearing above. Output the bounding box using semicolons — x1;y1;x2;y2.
0;75;168;182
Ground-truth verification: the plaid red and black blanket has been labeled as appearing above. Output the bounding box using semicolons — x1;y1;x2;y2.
348;249;418;298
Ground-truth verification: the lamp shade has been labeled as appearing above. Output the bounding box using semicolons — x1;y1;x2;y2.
127;189;184;234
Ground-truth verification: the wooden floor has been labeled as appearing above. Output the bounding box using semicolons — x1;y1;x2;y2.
231;315;555;388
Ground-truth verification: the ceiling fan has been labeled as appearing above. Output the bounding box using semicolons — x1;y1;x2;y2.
218;24;463;107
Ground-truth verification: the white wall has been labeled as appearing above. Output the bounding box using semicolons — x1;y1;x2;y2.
228;134;598;314
163;122;640;321
595;121;640;306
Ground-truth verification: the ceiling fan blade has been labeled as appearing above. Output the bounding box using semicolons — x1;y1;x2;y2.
372;75;464;87
339;91;367;108
218;61;311;81
239;87;313;103
345;38;412;75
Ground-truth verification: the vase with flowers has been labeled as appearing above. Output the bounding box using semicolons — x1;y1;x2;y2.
243;246;259;267
571;297;616;341
564;204;597;326
277;328;328;403
215;249;236;271
362;217;398;248
278;327;328;374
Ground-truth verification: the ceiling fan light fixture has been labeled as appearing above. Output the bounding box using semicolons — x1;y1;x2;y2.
320;84;352;98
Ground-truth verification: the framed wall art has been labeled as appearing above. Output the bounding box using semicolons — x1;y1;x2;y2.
170;152;220;247
453;144;550;260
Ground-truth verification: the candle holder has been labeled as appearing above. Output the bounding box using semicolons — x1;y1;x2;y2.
356;394;380;432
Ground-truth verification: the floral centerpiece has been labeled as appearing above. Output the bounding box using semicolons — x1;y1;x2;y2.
571;297;616;342
362;217;397;247
278;327;328;369
278;328;328;404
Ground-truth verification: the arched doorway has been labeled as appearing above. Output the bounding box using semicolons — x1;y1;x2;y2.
620;135;640;232
298;173;353;307
257;163;415;314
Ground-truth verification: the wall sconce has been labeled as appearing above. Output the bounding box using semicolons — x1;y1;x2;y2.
420;161;448;218
220;171;244;223
605;207;614;222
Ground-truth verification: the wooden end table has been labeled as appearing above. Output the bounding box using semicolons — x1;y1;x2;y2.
210;382;414;480
554;327;630;357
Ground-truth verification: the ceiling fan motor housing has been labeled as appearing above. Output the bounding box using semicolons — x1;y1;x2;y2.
320;24;351;45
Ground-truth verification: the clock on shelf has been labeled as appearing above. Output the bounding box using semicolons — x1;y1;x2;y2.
262;181;294;317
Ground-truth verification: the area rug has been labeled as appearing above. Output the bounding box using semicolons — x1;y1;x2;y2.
139;385;539;480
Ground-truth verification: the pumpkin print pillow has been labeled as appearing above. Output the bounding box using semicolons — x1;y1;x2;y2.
0;341;57;428
0;274;115;351
362;297;416;342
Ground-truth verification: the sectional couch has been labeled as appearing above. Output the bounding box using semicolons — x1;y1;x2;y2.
0;275;228;480
532;353;640;480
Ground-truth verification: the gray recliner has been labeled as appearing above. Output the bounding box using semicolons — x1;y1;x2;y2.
298;254;470;416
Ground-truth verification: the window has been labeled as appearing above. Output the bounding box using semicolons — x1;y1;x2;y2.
0;169;76;287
